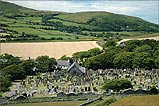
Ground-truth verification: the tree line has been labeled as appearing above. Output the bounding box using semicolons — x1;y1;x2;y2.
87;16;159;32
0;54;57;92
83;39;159;70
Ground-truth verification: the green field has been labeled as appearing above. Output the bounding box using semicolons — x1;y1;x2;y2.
0;1;159;42
0;15;97;40
111;95;159;106
85;95;159;106
6;101;85;106
122;32;159;39
49;19;82;26
56;12;110;23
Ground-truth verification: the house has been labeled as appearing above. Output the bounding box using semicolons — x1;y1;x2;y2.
56;60;70;70
117;42;126;47
0;29;5;33
67;61;85;76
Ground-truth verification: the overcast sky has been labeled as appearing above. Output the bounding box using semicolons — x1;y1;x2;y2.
6;0;159;24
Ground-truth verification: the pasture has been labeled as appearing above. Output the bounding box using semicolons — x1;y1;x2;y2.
111;95;159;106
0;16;97;40
6;101;85;106
0;41;102;59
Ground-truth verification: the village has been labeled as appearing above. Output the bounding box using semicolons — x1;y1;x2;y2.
5;59;159;100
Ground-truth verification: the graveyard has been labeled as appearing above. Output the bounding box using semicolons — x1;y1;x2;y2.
0;1;159;106
3;60;159;103
1;38;159;106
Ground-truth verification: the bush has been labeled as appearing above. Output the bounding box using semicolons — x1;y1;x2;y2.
103;79;132;92
94;98;116;106
149;86;158;94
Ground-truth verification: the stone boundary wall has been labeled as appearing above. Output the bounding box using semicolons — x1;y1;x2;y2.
80;96;102;106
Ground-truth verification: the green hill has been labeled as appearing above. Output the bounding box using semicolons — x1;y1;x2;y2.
0;1;62;16
56;11;159;32
0;1;36;15
0;1;158;42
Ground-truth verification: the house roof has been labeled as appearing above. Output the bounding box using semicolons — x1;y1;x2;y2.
0;29;4;32
56;60;70;67
67;61;85;73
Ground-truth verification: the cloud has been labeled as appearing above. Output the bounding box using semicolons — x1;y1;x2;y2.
6;0;159;24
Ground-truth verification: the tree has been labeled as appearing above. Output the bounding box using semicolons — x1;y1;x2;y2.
19;59;35;75
84;56;103;70
103;39;117;48
155;57;159;68
0;75;12;92
134;45;152;53
88;48;102;56
0;54;21;69
73;48;102;63
36;56;56;72
1;64;25;80
132;52;154;69
113;52;134;69
84;51;115;70
21;32;26;37
75;36;79;39
103;79;132;92
149;86;158;94
73;51;91;62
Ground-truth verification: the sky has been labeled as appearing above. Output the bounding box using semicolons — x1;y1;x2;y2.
5;0;159;24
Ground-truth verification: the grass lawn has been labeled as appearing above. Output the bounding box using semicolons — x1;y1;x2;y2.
6;101;85;106
111;95;159;106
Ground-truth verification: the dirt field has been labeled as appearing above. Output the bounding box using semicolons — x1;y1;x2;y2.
0;41;102;59
118;36;159;44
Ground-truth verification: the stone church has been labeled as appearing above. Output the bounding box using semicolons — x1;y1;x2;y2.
67;61;85;76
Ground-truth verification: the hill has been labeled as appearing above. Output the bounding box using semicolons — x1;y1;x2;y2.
56;11;159;32
0;1;62;16
0;1;159;42
0;1;36;15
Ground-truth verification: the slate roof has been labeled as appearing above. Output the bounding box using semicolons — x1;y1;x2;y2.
67;61;85;73
0;29;4;32
56;60;70;68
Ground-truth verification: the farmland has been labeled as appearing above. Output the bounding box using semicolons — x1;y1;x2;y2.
6;101;85;106
117;36;159;44
0;41;102;59
111;95;159;106
0;15;97;41
1;1;159;43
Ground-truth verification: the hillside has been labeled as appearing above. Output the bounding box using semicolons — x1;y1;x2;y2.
0;1;62;16
0;1;159;42
56;11;159;32
0;1;36;15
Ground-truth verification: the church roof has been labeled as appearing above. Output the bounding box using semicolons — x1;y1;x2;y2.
56;60;70;67
67;61;85;73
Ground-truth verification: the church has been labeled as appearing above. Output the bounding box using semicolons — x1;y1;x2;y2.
67;61;86;76
56;60;86;76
